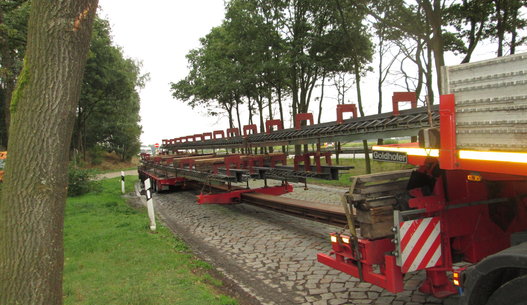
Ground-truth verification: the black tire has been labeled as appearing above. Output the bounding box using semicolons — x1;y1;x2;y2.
486;274;527;305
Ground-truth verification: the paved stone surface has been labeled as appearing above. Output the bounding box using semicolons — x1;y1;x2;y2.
151;185;455;305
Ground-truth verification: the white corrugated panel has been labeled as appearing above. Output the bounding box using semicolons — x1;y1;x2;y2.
441;53;527;152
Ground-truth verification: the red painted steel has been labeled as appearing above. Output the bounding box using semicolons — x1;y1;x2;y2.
203;132;212;140
317;237;404;294
243;124;258;136
336;104;357;124
224;155;242;176
265;119;283;134
439;94;457;170
197;184;293;204
269;154;287;167
294;113;314;130
213;130;225;139
293;152;331;173
392;92;417;116
226;128;240;138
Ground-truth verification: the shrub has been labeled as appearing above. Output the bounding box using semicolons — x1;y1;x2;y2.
68;166;98;197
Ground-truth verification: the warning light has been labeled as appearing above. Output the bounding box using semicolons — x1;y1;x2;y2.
467;174;482;182
330;235;337;243
453;271;462;287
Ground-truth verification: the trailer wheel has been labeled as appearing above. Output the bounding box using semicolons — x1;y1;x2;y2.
486;274;527;305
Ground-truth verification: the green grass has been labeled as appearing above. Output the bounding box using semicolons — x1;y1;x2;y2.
63;176;237;305
308;158;415;187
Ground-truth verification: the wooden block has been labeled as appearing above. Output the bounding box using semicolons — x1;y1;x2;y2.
359;221;394;239
363;196;398;208
355;206;393;224
354;169;413;184
355;180;408;195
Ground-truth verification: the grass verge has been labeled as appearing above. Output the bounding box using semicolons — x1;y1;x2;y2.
63;176;237;305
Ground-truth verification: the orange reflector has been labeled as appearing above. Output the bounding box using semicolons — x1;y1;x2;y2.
467;174;482;182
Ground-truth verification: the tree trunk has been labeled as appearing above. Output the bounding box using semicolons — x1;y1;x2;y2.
317;74;325;124
247;96;253;125
354;62;371;174
235;97;242;132
0;1;98;305
420;0;445;93
267;91;274;153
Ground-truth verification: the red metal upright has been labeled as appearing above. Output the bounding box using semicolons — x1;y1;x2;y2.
265;119;283;134
392;92;417;116
336;104;357;124
295;113;314;130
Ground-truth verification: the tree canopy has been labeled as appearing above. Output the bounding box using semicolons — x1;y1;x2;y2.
172;0;526;131
0;3;145;161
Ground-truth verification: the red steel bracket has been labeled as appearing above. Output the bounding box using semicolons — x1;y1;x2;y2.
194;134;204;142
203;132;212;140
336;104;357;124
224;155;242;176
213;130;225;139
265;119;283;134
197;184;293;204
317;237;404;294
269;154;287;167
295;113;314;130
226;128;240;138
392;92;417;116
243;124;258;137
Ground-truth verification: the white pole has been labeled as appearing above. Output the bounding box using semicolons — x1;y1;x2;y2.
121;171;125;194
144;178;157;231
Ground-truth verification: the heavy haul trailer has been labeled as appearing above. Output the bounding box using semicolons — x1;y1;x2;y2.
148;90;439;203
142;86;442;206
317;53;527;304
137;152;299;203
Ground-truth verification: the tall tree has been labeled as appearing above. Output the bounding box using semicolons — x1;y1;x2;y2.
0;1;98;304
73;17;144;162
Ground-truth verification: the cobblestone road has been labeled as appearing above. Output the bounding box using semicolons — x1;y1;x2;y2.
152;183;455;305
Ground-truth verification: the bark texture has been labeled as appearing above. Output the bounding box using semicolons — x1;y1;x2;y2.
0;1;98;304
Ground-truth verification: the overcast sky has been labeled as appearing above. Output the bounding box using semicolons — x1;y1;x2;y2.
97;1;525;146
98;1;226;145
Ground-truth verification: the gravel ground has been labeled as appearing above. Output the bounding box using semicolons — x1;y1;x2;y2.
138;181;458;305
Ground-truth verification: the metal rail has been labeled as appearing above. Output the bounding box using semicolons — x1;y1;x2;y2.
164;106;439;150
203;183;348;227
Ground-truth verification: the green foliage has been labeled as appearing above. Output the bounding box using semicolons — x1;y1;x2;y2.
88;145;104;165
63;177;238;305
0;0;30;144
73;17;144;162
67;166;99;197
171;0;373;127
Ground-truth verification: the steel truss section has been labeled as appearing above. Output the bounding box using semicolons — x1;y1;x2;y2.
163;106;439;151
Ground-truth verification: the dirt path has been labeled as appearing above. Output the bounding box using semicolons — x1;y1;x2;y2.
95;169;137;180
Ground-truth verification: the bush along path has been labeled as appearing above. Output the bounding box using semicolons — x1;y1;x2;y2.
63;176;238;305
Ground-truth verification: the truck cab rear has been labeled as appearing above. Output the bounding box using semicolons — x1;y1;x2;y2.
317;53;527;304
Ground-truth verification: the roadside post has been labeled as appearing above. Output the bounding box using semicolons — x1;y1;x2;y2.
143;178;157;231
121;171;125;194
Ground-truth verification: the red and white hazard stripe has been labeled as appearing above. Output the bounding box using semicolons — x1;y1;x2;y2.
399;217;442;273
